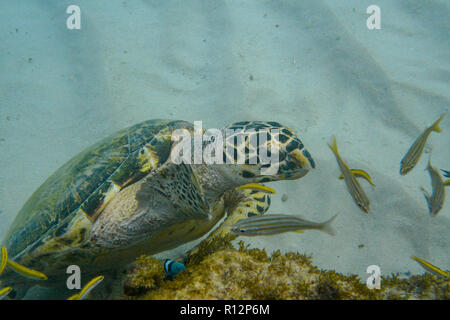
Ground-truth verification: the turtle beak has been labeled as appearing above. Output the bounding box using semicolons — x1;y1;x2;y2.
291;149;315;170
278;148;314;180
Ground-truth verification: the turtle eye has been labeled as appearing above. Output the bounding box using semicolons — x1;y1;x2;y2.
231;227;245;234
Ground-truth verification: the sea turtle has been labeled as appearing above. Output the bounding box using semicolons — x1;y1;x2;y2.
0;119;315;299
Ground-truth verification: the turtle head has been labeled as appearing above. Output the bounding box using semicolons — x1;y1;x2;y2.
207;121;315;185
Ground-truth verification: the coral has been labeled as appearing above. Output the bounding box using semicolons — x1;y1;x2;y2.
122;255;165;297
121;236;449;300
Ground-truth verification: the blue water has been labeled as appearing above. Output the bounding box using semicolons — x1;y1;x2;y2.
0;0;448;299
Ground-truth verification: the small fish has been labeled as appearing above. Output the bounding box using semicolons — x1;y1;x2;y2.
0;247;7;275
0;287;12;300
445;180;450;186
421;159;445;217
164;259;186;278
400;114;446;175
230;214;338;237
328;137;370;213
1;246;47;280
237;184;276;194
441;169;450;178
338;169;375;187
67;275;104;300
6;260;48;281
412;256;449;280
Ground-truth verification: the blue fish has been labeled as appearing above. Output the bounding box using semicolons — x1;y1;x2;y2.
441;169;450;178
164;259;186;278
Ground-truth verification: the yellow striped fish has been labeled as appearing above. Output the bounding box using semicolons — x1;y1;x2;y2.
6;260;48;281
412;256;449;280
1;246;47;281
421;159;445;217
0;247;7;276
230;214;338;237
338;169;375;187
0;287;12;300
237;184;276;194
67;275;104;300
400;114;446;175
328;137;370;213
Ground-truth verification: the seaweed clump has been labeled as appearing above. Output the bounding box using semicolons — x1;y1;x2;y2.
122;235;449;300
122;255;165;297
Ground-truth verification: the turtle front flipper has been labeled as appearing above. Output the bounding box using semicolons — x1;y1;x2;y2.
140;162;211;220
207;185;272;240
90;162;212;251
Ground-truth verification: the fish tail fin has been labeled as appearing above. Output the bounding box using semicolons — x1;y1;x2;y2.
440;169;450;178
430;113;446;133
328;136;339;156
320;214;338;236
420;186;431;206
